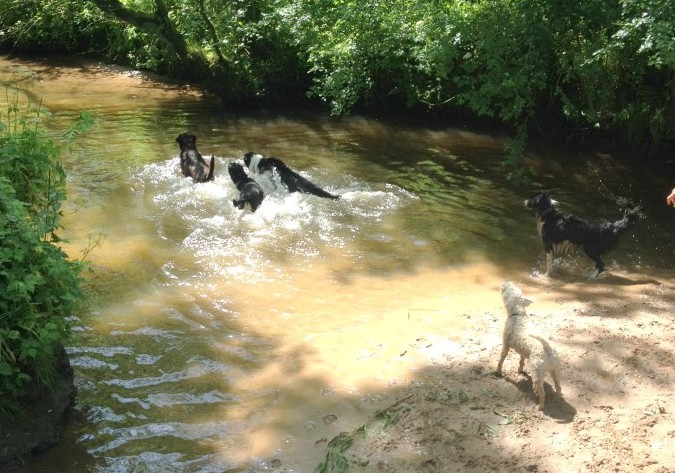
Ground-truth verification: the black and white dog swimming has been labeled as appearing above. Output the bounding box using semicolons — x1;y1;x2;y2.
228;162;265;212
243;152;340;200
176;133;215;183
525;192;641;278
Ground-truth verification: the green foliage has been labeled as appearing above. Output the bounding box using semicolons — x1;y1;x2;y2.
315;432;353;473
282;0;550;118
283;0;673;175
168;0;307;100
0;103;85;401
0;107;65;237
315;395;411;472
283;0;434;114
2;0;673;169
282;0;553;179
555;0;674;147
0;0;118;54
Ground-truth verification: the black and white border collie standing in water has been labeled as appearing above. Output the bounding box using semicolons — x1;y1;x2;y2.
525;192;641;278
243;152;340;200
228;162;265;212
175;133;215;183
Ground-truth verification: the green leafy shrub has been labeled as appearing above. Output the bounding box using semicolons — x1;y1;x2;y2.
0;0;115;55
555;0;674;148
2;0;672;168
0;105;84;402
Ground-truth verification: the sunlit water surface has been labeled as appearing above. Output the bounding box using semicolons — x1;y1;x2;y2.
1;56;673;473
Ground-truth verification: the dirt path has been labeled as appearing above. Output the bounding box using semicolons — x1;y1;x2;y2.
314;271;674;473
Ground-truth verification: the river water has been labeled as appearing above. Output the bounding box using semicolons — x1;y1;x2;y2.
1;55;673;473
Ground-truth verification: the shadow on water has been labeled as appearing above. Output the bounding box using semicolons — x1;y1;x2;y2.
2;55;673;472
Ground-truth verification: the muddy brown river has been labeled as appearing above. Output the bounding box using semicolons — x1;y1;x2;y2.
1;55;673;473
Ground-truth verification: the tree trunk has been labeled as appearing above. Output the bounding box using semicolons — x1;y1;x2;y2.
89;0;251;104
90;0;188;58
90;0;220;85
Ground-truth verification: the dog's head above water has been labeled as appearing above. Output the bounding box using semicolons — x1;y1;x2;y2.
176;132;197;150
524;192;558;217
227;161;249;184
243;152;264;171
500;281;533;314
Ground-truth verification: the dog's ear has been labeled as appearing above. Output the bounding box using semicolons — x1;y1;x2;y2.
520;295;534;307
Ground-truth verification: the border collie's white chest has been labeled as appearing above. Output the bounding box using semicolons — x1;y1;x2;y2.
248;153;275;179
248;153;263;174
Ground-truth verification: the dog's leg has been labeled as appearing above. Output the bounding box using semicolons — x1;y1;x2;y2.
535;378;546;410
530;365;547;409
518;355;526;374
584;247;604;278
496;344;510;375
551;368;562;395
545;252;553;276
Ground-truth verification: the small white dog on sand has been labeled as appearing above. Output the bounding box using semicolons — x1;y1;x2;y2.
496;281;562;410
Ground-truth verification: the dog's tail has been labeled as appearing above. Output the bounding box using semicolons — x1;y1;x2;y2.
292;172;341;200
284;171;341;200
529;334;556;357
206;155;215;182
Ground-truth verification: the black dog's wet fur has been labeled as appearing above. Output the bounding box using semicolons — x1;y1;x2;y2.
525;192;641;277
243;152;340;200
176;133;215;183
228;162;265;212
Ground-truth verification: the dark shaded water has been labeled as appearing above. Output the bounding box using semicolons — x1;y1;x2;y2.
1;55;673;473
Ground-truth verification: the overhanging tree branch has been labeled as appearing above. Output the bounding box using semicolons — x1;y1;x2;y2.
196;0;228;66
90;0;190;59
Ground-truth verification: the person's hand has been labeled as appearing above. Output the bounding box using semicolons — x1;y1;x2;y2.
667;188;675;207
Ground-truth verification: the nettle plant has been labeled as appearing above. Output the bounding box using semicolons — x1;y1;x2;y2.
0;104;90;401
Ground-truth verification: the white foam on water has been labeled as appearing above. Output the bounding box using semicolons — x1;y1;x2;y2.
133;157;416;286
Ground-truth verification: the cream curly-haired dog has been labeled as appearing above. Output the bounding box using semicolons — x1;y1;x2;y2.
496;281;562;410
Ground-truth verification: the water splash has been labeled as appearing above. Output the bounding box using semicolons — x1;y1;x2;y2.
133;157;415;285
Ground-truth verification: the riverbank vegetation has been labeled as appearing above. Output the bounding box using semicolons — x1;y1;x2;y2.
0;103;89;410
1;1;673;169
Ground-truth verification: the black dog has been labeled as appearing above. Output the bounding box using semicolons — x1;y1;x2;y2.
175;133;215;183
243;152;340;200
524;192;641;278
228;162;265;212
